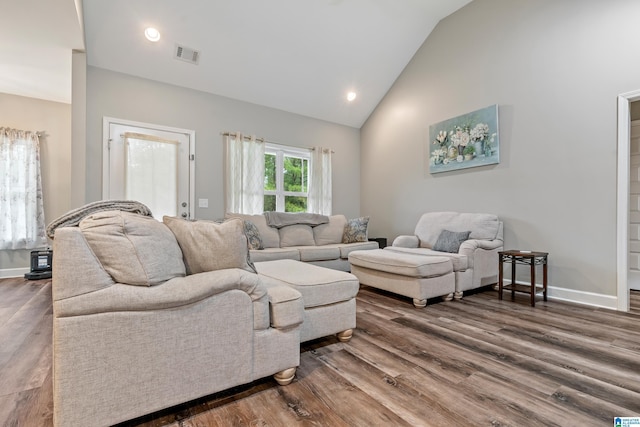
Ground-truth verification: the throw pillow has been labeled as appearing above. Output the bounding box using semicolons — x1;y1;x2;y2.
432;229;471;253
243;220;263;250
79;210;186;286
163;216;256;274
342;216;370;243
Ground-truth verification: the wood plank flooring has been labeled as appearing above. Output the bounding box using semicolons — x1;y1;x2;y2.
1;278;639;427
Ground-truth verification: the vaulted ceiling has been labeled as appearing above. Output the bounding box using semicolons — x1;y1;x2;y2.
4;0;472;128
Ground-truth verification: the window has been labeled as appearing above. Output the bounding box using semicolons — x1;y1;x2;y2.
264;145;310;212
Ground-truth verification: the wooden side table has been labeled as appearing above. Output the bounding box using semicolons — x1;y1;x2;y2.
498;250;548;307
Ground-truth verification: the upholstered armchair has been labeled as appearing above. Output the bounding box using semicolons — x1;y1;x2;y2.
385;212;504;298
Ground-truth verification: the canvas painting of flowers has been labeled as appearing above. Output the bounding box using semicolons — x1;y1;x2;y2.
428;104;499;173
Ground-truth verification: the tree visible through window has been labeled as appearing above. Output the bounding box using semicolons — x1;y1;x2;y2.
264;145;309;212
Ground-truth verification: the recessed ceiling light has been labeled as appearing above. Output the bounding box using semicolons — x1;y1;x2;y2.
144;27;161;42
347;92;357;102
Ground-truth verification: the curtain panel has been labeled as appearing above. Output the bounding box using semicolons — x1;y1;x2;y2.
224;132;265;214
308;146;332;215
0;128;47;249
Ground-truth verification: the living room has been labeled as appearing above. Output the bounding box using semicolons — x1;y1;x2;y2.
2;0;640;425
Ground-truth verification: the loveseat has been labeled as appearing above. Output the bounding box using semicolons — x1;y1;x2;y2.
225;212;379;271
52;212;304;427
349;212;503;307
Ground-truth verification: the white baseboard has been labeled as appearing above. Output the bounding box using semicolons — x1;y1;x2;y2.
500;280;618;311
0;267;29;279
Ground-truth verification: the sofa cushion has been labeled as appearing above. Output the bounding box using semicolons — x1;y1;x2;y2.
384;246;469;271
349;249;453;278
163;216;256;274
225;213;280;248
79;210;185;286
339;241;380;259
342;216;369;243
415;212;499;248
279;224;315;247
249;248;301;263
313;215;347;245
297;245;341;262
433;230;471;253
255;259;359;308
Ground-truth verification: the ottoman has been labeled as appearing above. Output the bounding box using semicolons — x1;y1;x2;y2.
348;249;455;308
255;259;359;343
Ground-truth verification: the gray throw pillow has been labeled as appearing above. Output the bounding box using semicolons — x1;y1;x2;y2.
433;229;471;253
243;220;263;250
342;216;370;243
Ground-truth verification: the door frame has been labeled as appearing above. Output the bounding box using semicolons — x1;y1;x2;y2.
617;90;640;312
102;117;196;219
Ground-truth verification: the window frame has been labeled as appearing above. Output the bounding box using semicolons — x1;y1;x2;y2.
264;143;310;212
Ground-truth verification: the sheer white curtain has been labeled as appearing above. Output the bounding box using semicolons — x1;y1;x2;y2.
124;132;178;220
224;132;265;214
0;128;47;249
308;146;332;215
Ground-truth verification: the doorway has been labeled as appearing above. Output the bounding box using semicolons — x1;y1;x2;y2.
102;117;195;220
617;91;640;311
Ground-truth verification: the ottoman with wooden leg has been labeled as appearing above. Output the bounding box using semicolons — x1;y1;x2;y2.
254;259;359;343
348;249;455;308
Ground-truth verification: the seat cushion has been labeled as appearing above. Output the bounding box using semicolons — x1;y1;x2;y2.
297;245;341;262
255;259;359;308
384;247;468;271
249;248;300;263
348;249;453;278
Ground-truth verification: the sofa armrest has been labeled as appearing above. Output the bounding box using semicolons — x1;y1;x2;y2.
392;235;420;248
459;239;504;257
259;275;304;330
52;227;116;301
458;239;504;253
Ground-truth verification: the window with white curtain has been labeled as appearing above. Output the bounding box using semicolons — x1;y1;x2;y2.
264;144;310;212
0;128;47;249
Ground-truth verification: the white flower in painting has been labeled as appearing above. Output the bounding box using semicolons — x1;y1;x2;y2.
470;123;490;142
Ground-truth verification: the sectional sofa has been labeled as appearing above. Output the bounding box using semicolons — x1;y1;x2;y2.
225;212;379;271
51;211;361;427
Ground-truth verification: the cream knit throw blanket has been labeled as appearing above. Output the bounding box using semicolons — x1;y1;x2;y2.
46;200;153;239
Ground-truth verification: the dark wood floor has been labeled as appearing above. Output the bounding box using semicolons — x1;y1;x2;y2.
1;278;639;427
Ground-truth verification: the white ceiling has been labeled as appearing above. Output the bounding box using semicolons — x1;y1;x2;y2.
0;0;84;103
3;0;472;128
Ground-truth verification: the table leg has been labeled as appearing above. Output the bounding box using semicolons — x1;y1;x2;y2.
498;255;504;301
530;258;536;307
511;258;516;301
543;256;548;302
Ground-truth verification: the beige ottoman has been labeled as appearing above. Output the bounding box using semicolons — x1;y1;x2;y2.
255;259;359;343
348;249;455;308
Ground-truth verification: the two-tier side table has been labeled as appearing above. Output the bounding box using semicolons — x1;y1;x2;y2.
498;250;548;307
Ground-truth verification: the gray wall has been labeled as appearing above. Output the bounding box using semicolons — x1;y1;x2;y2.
0;93;72;272
360;0;640;302
86;66;361;221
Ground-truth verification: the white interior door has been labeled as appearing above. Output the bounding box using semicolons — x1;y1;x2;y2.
629;120;640;290
103;118;194;220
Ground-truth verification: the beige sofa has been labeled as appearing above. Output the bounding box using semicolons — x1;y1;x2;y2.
52;209;363;427
349;212;503;307
52;212;305;427
225;213;379;271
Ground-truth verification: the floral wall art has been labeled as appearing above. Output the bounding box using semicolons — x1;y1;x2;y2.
428;104;499;173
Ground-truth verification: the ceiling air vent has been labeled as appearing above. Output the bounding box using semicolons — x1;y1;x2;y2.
174;44;200;65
